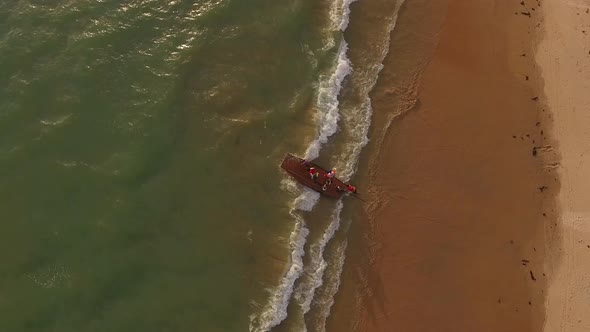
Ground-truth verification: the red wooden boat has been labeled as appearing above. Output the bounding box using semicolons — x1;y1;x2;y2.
280;153;350;199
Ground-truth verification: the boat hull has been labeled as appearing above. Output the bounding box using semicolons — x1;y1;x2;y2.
280;153;346;199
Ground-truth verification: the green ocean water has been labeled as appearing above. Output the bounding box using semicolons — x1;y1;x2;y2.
0;1;337;331
0;0;408;330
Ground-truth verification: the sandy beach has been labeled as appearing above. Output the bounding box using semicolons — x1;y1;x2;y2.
349;0;584;330
537;0;590;331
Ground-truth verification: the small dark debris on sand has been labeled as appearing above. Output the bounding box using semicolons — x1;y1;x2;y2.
521;11;531;17
543;213;546;217
530;270;537;281
536;121;541;126
522;259;530;266
513;135;517;138
538;186;548;192
521;53;527;57
528;301;532;305
526;75;529;80
532;147;537;156
531;96;539;101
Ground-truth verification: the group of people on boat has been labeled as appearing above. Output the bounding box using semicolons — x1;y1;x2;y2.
303;160;357;194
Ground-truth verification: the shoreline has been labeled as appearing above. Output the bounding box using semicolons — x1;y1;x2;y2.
355;0;553;331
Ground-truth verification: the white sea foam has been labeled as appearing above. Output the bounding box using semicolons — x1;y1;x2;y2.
337;0;359;31
304;40;351;161
329;0;360;31
39;113;72;127
250;0;361;330
339;0;405;182
314;240;348;332
249;184;319;332
293;3;408;329
295;200;344;314
294;188;321;212
250;211;309;332
279;177;299;194
27;265;71;289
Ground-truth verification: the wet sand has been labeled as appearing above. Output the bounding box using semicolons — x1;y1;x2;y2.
355;0;554;331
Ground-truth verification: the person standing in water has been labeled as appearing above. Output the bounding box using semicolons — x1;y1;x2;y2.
347;184;357;193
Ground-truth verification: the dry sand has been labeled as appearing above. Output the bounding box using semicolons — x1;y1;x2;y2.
353;0;560;331
536;0;590;331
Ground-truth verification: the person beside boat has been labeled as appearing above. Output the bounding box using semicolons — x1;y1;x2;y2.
347;184;357;193
337;184;357;194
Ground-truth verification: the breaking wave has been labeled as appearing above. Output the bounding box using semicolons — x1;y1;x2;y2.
295;200;344;314
305;40;352;161
250;211;309;332
249;0;362;330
